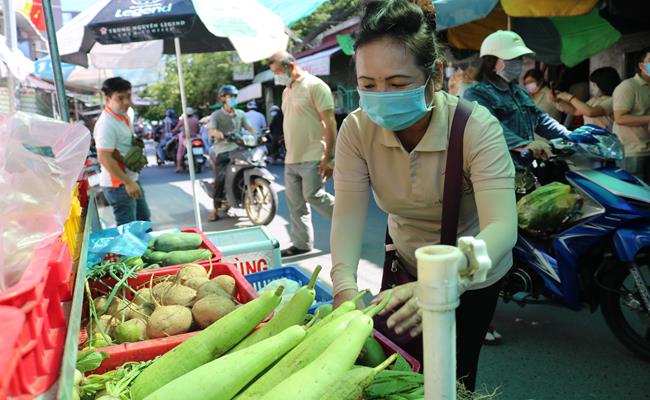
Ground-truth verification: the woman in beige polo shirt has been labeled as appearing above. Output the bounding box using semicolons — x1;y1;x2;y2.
330;0;517;391
555;67;621;131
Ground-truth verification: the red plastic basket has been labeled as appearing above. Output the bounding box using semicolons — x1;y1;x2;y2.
47;239;74;301
0;306;25;400
373;329;421;372
82;261;257;374
0;240;68;399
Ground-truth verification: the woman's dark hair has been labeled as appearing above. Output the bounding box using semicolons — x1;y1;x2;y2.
523;69;547;87
589;67;621;96
102;77;131;97
354;0;442;83
474;55;499;82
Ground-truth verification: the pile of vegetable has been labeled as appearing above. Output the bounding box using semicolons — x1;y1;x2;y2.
79;265;494;399
84;261;240;348
141;232;213;268
517;182;581;233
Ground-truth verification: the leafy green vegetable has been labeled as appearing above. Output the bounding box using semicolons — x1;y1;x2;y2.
79;360;153;400
390;354;412;372
76;349;109;373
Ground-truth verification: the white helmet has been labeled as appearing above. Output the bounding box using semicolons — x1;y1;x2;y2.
480;30;534;60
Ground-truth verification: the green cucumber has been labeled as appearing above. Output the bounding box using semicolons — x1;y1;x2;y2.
153;232;203;252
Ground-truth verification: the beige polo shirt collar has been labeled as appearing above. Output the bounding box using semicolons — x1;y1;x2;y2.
288;74;306;89
633;73;650;87
380;92;446;152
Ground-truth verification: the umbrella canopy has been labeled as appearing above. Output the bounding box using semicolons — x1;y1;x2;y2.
442;0;620;67
434;0;499;31
0;34;34;81
34;56;163;90
513;9;621;67
58;0;288;68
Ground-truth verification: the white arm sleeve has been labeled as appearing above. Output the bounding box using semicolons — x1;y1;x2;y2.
330;116;371;296
330;189;369;296
474;188;518;282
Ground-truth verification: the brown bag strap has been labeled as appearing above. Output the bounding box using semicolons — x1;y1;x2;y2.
440;98;473;245
384;98;474;251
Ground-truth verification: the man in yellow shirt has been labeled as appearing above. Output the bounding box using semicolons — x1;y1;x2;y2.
269;51;337;257
613;47;650;182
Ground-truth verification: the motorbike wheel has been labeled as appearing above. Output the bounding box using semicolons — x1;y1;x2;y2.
195;163;203;174
600;259;650;360
244;178;277;226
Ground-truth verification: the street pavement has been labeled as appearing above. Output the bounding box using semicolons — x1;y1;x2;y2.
96;142;649;399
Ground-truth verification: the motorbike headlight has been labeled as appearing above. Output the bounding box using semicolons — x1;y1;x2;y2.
242;135;257;147
578;135;624;161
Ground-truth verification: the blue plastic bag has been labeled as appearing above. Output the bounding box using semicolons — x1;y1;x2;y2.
87;221;153;269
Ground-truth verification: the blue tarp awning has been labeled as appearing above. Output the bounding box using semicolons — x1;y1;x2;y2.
258;0;329;26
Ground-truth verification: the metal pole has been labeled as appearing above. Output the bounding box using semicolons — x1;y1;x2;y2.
42;0;69;120
174;37;202;231
3;0;17;112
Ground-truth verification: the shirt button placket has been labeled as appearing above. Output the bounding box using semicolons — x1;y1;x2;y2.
410;152;421;200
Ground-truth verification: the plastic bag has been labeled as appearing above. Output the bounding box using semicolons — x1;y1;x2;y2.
87;221;153;269
517;182;581;233
0;112;90;291
259;278;304;311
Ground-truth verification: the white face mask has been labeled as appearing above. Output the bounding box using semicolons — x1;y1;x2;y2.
524;82;539;94
274;73;291;86
589;82;601;97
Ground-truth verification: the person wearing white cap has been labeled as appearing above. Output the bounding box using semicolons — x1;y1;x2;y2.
245;100;267;134
464;30;570;161
464;30;572;344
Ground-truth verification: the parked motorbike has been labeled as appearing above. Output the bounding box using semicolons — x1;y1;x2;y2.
502;125;650;360
182;136;207;173
201;131;278;225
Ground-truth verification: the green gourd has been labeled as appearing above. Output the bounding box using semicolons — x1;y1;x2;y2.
260;313;374;400
130;287;284;400
229;266;322;352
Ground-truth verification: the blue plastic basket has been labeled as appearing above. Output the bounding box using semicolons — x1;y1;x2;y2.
245;265;333;314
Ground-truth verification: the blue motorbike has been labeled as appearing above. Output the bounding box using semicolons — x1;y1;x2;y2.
503;125;650;360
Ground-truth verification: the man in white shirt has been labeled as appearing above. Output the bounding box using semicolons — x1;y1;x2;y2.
95;77;151;226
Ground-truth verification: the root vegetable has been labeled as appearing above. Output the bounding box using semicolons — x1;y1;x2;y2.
184;276;210;291
94;296;109;315
90;334;112;348
93;314;119;336
151;282;174;302
160;285;196;307
114;318;148;343
176;263;208;285
196;280;229;300
146;305;193;338
126;302;155;320
133;288;153;306
105;297;128;317
212;275;237;297
191;294;238;328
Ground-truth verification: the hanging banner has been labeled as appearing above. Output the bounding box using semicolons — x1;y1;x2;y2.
232;53;254;81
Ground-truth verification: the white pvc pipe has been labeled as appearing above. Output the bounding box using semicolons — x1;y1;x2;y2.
416;245;466;400
174;37;202;231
